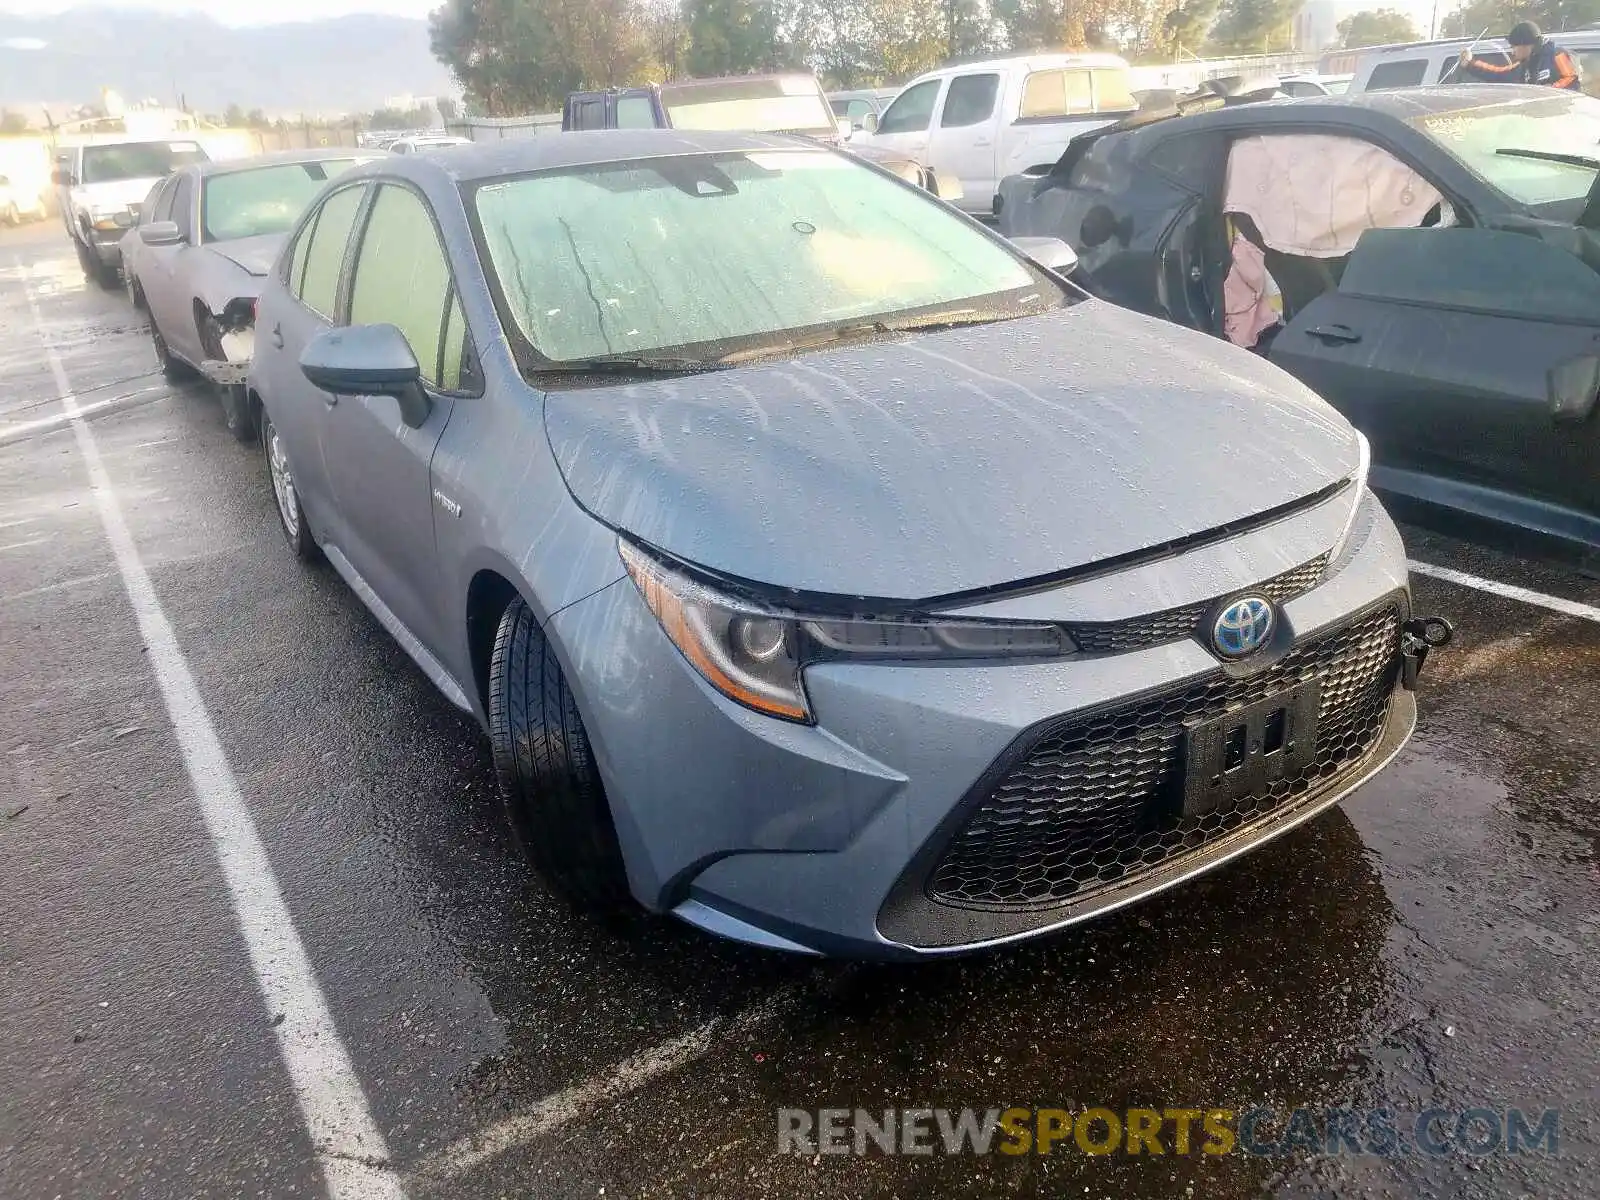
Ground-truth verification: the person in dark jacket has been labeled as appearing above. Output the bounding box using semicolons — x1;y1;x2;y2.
1458;21;1581;89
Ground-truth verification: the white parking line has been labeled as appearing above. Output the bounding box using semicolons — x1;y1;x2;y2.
21;269;405;1200
411;984;800;1184
1410;560;1600;625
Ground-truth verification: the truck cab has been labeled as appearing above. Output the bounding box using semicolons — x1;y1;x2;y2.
563;88;664;131
853;53;1136;217
559;73;961;201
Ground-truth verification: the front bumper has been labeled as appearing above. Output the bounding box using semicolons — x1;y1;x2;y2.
550;490;1431;959
200;328;256;386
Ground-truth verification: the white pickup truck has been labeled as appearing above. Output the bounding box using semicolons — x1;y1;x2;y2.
54;138;209;288
852;52;1137;217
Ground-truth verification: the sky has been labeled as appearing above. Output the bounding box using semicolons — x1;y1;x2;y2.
0;0;1450;36
0;0;436;21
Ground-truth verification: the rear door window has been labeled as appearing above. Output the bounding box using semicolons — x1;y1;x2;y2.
1438;50;1508;80
1020;69;1093;119
169;175;194;240
1091;70;1136;112
297;185;366;319
940;73;1000;127
1366;59;1428;89
616;95;657;128
149;175;179;223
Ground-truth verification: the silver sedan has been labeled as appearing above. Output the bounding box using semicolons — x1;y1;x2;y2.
122;148;381;439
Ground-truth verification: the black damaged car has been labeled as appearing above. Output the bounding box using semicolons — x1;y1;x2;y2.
997;84;1600;571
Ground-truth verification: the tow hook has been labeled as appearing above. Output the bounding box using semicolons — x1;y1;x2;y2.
1400;616;1453;690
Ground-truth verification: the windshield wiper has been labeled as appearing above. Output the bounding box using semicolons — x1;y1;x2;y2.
1494;148;1600;170
714;311;1023;366
537;353;728;376
547;310;1028;374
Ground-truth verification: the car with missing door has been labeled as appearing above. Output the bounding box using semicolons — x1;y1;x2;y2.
995;85;1600;567
246;130;1446;958
123;148;380;439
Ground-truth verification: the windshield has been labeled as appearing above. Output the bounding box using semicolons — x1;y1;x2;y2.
1323;78;1351;94
662;78;835;135
81;140;206;185
201;159;369;242
473;149;1064;366
1413;92;1600;206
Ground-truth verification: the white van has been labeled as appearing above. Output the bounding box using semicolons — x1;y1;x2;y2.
1326;31;1600;95
853;52;1137;216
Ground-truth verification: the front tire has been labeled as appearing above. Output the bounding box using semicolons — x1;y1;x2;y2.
488;598;631;909
150;315;195;382
220;384;255;442
261;411;318;561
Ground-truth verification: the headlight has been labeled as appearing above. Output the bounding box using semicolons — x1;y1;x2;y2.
1328;430;1372;565
619;539;1075;723
89;208;133;231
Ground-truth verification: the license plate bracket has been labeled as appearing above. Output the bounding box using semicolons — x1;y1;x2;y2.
1181;681;1321;818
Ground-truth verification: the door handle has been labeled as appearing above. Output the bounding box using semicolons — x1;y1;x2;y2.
1308;324;1361;345
323;392;338;408
269;323;284;349
974;137;993;146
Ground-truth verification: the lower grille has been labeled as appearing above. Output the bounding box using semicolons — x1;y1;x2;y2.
927;601;1401;911
1069;554;1329;656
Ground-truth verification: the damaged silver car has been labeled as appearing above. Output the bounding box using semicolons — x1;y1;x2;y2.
124;148;380;439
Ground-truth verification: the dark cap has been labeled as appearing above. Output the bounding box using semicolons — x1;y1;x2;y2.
1507;20;1542;45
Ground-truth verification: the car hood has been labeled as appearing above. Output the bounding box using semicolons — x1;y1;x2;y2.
543;302;1360;600
208;233;287;277
72;177;163;211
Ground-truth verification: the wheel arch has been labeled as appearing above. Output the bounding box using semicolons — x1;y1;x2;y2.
465;567;523;719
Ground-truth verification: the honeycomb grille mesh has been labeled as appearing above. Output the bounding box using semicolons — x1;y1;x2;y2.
1069;554;1329;656
927;602;1400;911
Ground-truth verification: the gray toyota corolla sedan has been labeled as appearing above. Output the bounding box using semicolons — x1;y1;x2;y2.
247;130;1449;959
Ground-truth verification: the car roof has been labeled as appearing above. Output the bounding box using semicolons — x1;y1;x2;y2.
911;51;1127;80
194;146;384;177
660;73;821;92
1132;83;1567;134
354;128;822;184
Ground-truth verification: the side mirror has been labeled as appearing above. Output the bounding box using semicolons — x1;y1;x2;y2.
1548;354;1600;423
140;220;183;246
300;324;432;428
860;111;879;134
52;168;74;187
1008;235;1078;275
836;118;853;141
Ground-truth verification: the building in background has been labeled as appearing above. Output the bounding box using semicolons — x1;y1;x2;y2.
1294;0;1366;51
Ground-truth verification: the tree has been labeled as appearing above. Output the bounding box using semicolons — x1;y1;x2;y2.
1207;0;1297;52
437;96;461;122
431;0;652;114
684;0;780;74
224;103;246;127
1160;0;1221;56
1337;8;1420;45
1440;0;1600;36
0;109;30;135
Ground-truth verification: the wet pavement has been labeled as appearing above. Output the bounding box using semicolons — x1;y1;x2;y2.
1;218;1596;1199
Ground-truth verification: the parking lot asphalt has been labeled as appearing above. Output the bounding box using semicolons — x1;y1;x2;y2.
2;217;1597;1200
